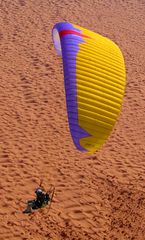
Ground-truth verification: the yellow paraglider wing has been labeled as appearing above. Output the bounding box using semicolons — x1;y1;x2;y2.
52;22;126;152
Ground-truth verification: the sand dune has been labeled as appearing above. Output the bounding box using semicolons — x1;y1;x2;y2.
0;0;145;239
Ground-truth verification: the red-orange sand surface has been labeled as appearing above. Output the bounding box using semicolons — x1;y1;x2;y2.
0;1;145;239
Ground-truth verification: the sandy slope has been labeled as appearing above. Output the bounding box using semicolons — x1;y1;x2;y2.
0;0;145;239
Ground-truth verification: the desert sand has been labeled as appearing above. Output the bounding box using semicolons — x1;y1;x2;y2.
0;0;145;239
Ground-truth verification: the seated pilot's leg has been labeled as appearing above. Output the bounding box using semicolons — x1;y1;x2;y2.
23;204;32;214
32;199;41;209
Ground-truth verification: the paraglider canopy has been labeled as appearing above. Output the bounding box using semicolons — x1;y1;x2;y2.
52;22;126;153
